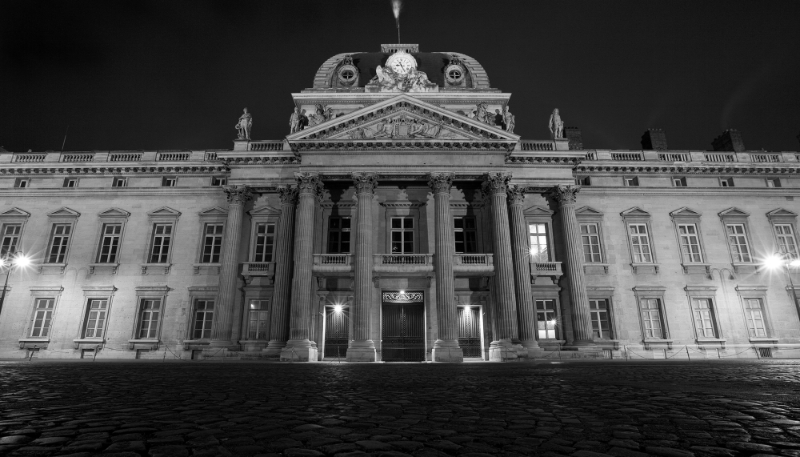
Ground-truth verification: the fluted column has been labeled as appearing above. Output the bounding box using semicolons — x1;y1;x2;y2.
264;186;297;357
483;173;520;361
429;173;463;363
210;185;252;348
280;173;322;362
548;185;594;345
507;185;540;354
346;172;378;362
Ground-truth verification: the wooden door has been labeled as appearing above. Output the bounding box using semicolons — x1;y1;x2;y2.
381;304;425;362
458;306;482;357
324;308;349;359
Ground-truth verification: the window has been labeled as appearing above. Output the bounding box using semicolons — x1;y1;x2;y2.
14;178;29;188
0;224;21;257
672;177;687;187
576;176;591;186
774;224;798;257
744;298;767;337
253;223;276;261
46;224;72;263
30;298;55;338
96;223;123;263
390;217;414;253
161;177;177;187
136;299;161;339
454;217;477;253
148;224;173;263
589;299;612;339
725;224;752;262
766;178;781;188
691;298;718;338
528;224;549;262
327;217;351;254
211;177;227;186
677;224;703;263
535;300;557;339
112;177;127;187
82;299;108;338
719;177;734;187
628;224;653;263
624;176;639;187
201;223;224;263
247;300;269;340
63;178;78;188
580;223;603;263
640;298;664;339
192;299;214;339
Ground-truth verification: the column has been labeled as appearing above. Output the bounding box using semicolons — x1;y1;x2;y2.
507;185;541;355
548;185;595;346
264;186;297;357
429;173;463;363
483;173;520;361
210;185;252;348
346;172;378;362
280;173;322;362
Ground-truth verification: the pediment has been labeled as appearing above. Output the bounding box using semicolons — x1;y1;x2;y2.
0;207;30;218
575;206;604;218
249;205;281;216
98;207;131;218
199;206;228;217
524;206;553;216
148;207;182;218
718;207;750;218
670;207;702;218
766;208;797;220
287;94;520;145
47;207;81;218
620;207;651;218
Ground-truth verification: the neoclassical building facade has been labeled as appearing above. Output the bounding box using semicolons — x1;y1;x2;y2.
1;44;799;362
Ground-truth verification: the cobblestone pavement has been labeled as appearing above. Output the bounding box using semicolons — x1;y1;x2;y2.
1;360;800;457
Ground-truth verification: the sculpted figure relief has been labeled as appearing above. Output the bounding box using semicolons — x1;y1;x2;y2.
289;107;301;134
548;108;564;139
503;106;515;133
236;107;252;140
368;50;438;93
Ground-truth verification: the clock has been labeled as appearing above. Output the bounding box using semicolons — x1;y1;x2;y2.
385;50;417;77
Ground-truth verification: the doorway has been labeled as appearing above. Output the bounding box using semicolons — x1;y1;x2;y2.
458;306;482;358
381;302;425;362
324;307;349;360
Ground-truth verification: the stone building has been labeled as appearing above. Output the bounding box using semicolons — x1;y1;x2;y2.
1;44;799;362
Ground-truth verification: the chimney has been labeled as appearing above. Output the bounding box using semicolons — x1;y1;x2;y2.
641;128;668;151
565;127;583;150
712;129;745;152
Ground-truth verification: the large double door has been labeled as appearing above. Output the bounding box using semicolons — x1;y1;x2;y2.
323;308;349;359
458;306;482;357
381;303;425;362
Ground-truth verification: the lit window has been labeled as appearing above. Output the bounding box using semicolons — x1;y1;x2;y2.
725;224;752;262
589;299;612;339
672;177;687;187
112;177;127;187
766;178;781;188
136;299;161;339
192;299;214;339
253;223;276;261
744;298;767;337
624;176;639;187
580;223;602;263
535;300;557;339
148;224;173;263
691;298;717;338
390;217;414;254
677;224;703;263
774;224;798;257
14;178;29;188
161;177;177;187
628;223;653;263
82;299;108;338
719;177;734;187
528;224;549;262
201;223;224;263
96;224;123;263
63;178;78;188
46;224;72;264
454;217;477;254
247;300;269;340
327;217;351;254
640;298;664;339
0;224;21;257
30;298;55;338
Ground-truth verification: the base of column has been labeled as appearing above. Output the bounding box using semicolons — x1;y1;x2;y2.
346;340;377;362
519;340;541;358
207;340;239;349
279;339;318;362
432;340;463;363
489;339;519;362
262;340;286;357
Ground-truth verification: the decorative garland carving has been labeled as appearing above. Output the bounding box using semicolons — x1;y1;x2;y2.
277;186;298;205
351;172;378;195
506;185;526;205
382;291;424;303
427;172;454;194
547;185;580;205
482;172;511;195
223;185;253;205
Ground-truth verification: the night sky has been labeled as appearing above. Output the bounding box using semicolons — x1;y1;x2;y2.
2;0;799;153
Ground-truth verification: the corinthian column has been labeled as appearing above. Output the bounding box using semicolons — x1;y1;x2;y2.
548;185;594;346
483;173;520;361
264;186;297;357
280;173;322;362
507;185;540;355
210;185;252;348
346;172;378;362
429;173;463;363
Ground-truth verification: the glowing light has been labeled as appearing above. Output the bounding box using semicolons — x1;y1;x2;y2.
334;304;343;314
0;258;5;268
548;319;557;326
13;254;30;268
791;259;800;268
392;0;402;19
399;290;405;294
764;254;786;270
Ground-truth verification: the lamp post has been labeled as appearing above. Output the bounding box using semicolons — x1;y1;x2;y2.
0;252;31;318
763;252;800;321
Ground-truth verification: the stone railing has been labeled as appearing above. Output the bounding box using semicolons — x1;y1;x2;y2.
313;254;352;266
750;153;781;163
530;261;563;278
658;152;690;162
156;152;190;161
703;152;736;162
1;150;224;164
108;152;143;162
60;153;95;162
582;150;798;164
453;254;494;265
520;140;554;152
249;141;285;152
241;262;275;277
12;153;47;163
453;254;494;275
375;254;431;265
611;152;643;161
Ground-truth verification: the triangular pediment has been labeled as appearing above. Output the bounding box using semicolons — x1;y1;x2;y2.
98;207;130;218
670;207;702;218
147;207;182;218
766;208;797;219
249;205;281;216
199;206;228;217
0;207;30;218
575;206;604;217
620;207;651;218
718;207;750;218
524;205;553;216
47;207;81;218
287;94;520;144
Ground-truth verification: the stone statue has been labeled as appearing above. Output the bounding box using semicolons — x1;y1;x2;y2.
503;106;515;134
548;108;564;139
366;51;438;93
299;109;309;130
370;119;394;138
407;119;425;137
475;103;491;125
289;107;300;134
236;108;252;140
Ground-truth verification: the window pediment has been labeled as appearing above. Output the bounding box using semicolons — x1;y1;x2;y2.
766;208;797;222
621;207;651;220
0;207;31;219
98;207;130;219
148;207;182;219
199;206;228;217
670;207;702;219
47;207;81;219
524;206;553;217
248;205;281;217
718;207;750;219
575;206;604;219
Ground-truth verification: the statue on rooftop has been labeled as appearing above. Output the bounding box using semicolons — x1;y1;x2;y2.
289;107;301;134
236;108;252;140
503;106;515;134
549;108;564;139
367;50;438;93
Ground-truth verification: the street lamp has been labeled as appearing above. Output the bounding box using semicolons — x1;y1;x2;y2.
0;252;31;318
763;252;800;321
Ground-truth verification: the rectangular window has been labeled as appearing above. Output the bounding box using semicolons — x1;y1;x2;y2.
253;223;277;261
528;223;549;262
327;217;351;254
576;176;591;186
454;217;477;253
161;177;177;187
83;299;108;338
149;224;173;263
726;224;752;262
672;177;687;187
640;298;664;339
63;178;78;188
47;224;72;263
390;217;414;254
30;298;55;338
0;224;21;257
201;223;224;263
536;300;557;339
628;224;653;263
96;223;123;263
775;224;798;257
766;178;781;188
719;177;734;187
744;298;767;337
137;298;161;339
624;176;639;187
14;178;29;188
580;223;602;263
589;299;611;339
692;298;717;338
247;300;269;340
112;177;127;187
678;224;703;263
192;299;214;339
211;177;227;186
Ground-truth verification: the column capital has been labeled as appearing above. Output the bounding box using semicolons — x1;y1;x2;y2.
427;172;454;194
547;185;581;205
507;185;526;205
294;172;324;200
482;172;512;195
277;186;298;205
223;185;253;205
351;172;378;195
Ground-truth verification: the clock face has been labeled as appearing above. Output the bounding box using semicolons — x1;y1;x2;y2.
385;51;417;76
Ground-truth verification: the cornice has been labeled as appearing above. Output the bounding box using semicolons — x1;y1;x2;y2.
0;188;226;197
575;163;800;175
578;187;800;196
221;156;300;165
0;165;228;175
506;156;582;165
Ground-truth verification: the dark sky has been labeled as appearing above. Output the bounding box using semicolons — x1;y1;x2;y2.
2;0;799;152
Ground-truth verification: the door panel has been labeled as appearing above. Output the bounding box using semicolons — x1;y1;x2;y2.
382;303;425;362
458;306;482;357
324;308;349;359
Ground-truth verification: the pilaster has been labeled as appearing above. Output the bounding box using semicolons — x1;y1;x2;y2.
507;185;541;356
347;172;378;362
264;186;297;357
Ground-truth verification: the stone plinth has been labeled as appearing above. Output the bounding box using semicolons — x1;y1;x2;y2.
432;340;463;363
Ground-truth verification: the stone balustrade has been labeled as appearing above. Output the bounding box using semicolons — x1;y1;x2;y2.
452;254;494;276
582;150;798;164
156;152;190;161
372;254;434;275
530;261;564;278
60;153;95;162
241;262;275;276
2;150;221;164
311;254;354;275
249;141;287;152
12;153;47;163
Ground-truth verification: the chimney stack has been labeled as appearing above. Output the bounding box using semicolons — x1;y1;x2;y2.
565;127;583;150
641;128;668;151
712;129;745;152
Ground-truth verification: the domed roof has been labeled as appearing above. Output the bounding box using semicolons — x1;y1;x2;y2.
311;45;492;90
